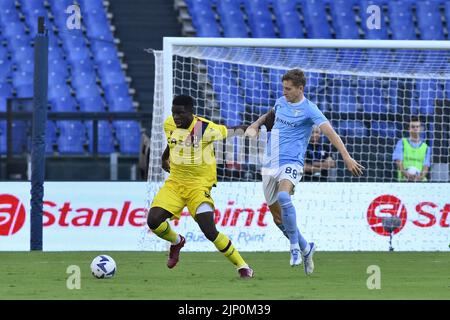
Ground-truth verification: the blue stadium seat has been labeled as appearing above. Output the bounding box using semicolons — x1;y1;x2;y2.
244;0;276;38
21;0;47;15
188;0;221;37
81;3;109;23
2;21;25;39
0;59;12;79
0;7;21;28
73;78;99;98
388;1;417;40
81;2;115;42
13;46;33;64
48;44;65;63
444;80;450;99
97;59;127;86
336;87;359;112
15;84;33;98
370;121;399;139
86;21;115;42
446;2;450;40
52;95;78;112
272;0;304;38
0;82;12;112
237;65;270;106
217;0;249;37
71;71;96;89
86;120;116;154
334;120;368;137
13;71;33;87
0;45;8;61
268;68;284;97
90;42;119;62
0;0;16;10
66;45;91;62
302;0;332;38
412;79;443;115
218;95;245;126
359;0;389;39
416;1;445;40
107;95;134;112
8;33;31;50
57;121;86;154
79;94;106;112
21;0;50;35
330;0;359;39
48;57;68;80
70;58;96;75
48;70;68;87
48;84;78;112
60;33;87;52
77;0;105;12
114;121;141;154
104;83;130;100
48;0;75;12
304;72;326;101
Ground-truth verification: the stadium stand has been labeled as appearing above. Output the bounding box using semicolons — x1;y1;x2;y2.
175;0;450;181
0;0;138;157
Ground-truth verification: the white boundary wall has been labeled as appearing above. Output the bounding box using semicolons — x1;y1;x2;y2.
0;182;448;251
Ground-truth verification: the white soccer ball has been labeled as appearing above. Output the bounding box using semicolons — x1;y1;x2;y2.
406;166;421;176
90;255;116;279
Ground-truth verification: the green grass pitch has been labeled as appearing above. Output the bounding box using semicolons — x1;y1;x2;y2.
1;252;449;300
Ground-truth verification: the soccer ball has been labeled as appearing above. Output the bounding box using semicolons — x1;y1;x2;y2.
90;255;116;279
406;166;420;176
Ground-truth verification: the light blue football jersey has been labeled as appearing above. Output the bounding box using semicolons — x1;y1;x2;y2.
263;96;329;168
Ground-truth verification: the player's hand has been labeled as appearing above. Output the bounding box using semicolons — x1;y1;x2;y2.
402;171;415;181
344;157;364;176
324;157;336;169
162;159;170;173
245;124;259;138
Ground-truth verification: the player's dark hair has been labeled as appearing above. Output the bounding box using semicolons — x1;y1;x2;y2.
173;95;194;113
282;69;306;88
410;116;421;124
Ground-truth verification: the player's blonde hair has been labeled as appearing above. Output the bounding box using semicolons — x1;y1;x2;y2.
282;69;306;88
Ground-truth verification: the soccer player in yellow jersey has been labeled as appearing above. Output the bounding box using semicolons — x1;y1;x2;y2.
147;95;253;278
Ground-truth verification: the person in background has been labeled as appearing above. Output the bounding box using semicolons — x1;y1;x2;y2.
303;126;336;182
393;116;431;182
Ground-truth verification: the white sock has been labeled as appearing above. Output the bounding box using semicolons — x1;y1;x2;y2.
172;235;181;245
290;243;300;252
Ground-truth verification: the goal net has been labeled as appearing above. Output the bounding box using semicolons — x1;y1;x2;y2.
149;38;450;184
139;38;450;252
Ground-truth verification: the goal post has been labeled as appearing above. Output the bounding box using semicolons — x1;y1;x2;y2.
149;37;450;184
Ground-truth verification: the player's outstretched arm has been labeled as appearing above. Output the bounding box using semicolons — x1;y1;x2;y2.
245;108;275;138
161;145;170;173
319;122;364;177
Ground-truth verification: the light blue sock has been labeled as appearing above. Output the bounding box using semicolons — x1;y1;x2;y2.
277;192;308;250
276;223;289;239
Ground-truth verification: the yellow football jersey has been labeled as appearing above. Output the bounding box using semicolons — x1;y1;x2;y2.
164;116;228;188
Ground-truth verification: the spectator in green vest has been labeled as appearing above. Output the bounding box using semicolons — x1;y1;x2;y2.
393;117;431;182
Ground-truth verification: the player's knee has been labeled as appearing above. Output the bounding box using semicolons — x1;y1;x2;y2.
273;216;283;225
200;226;218;242
147;210;162;230
277;191;291;206
204;231;218;242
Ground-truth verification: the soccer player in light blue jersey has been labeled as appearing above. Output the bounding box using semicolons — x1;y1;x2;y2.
246;69;364;274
